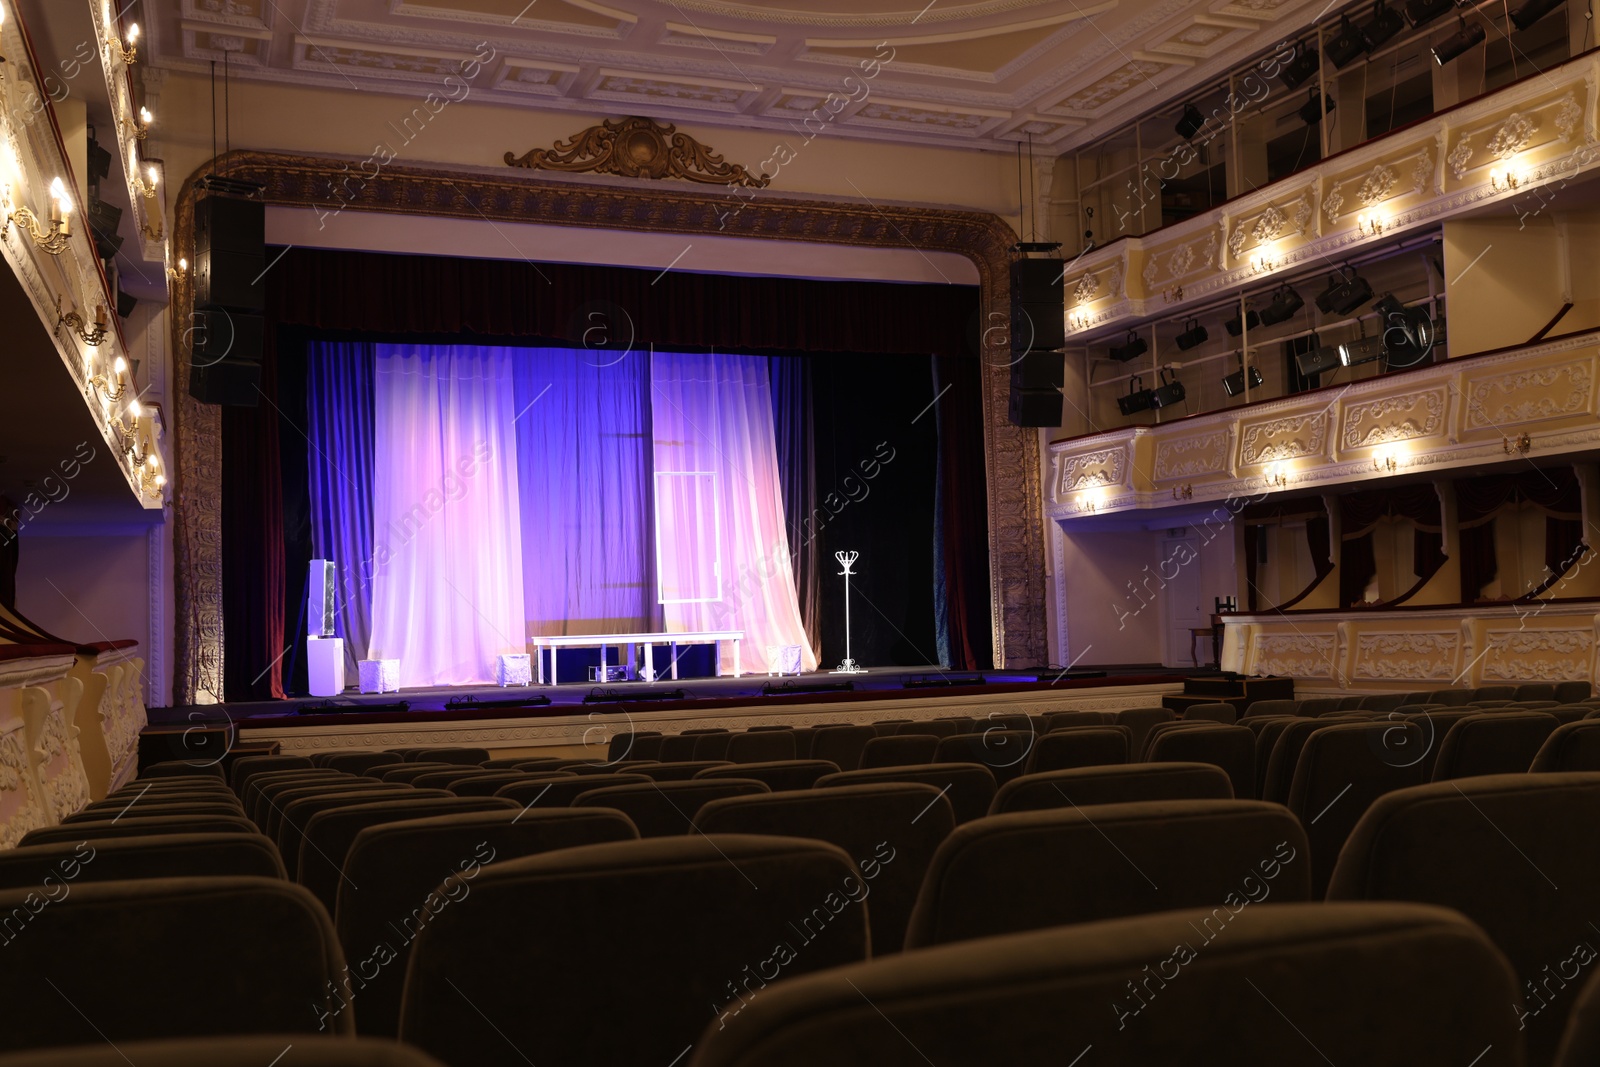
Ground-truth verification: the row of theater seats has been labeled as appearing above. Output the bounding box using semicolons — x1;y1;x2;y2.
3;703;1600;1065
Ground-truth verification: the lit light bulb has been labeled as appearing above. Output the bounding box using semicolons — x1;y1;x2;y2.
127;23;139;43
146;164;158;186
1;3;8;28
127;398;142;418
147;455;158;470
49;176;69;218
139;106;152;127
154;473;166;487
178;257;187;271
112;355;127;375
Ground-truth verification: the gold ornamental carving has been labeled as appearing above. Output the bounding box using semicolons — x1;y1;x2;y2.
505;117;772;188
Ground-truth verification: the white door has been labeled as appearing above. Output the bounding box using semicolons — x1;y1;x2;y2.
1159;536;1205;668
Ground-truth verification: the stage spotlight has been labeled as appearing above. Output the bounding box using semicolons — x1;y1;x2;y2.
1260;284;1305;326
1224;307;1260;336
1296;342;1345;377
1299;91;1335;127
1175;317;1209;350
1433;16;1486;64
1374;292;1437;367
1511;0;1562;29
1118;375;1156;415
1365;0;1407;47
1327;16;1371;67
1222;361;1265;398
1109;329;1148;363
1175;103;1207;140
1405;0;1455;26
1338;334;1385;366
1279;45;1321;89
1316;267;1374;316
1151;367;1187;408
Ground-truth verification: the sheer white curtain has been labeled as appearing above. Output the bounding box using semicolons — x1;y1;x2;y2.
368;345;526;688
650;351;816;673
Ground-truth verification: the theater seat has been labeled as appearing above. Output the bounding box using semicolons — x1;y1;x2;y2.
1356;693;1408;711
726;730;797;763
1557;968;1600;1067
137;761;225;780
630;761;736;782
607;731;663;762
904;799;1310;949
450;772;561;796
1145;724;1254;800
695;782;952;954
399;836;869;1066
411;747;490;766
1296;697;1344;716
0;877;352;1054
816;764;997;825
685;902;1518;1067
21;814;258;847
0;833;286;888
1329;771;1600;1064
896;720;959;737
276;788;432;879
1024;726;1130;774
859;734;939;769
0;1036;445;1066
493;773;652;808
809;726;876;772
991;762;1232;815
1042;710;1112;731
1555;681;1592;703
1182;702;1236;724
694;760;840;791
1111;708;1174;754
1531;720;1600;772
1139;720;1224;759
1516;683;1560;702
1242;698;1298;718
1430;711;1560;781
933;731;1035;785
573;779;770;837
64;800;245;822
229;754;314;793
337;808;639;1036
322;751;400;775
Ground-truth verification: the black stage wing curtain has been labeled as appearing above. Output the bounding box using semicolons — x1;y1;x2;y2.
223;247;989;698
1338;485;1444;607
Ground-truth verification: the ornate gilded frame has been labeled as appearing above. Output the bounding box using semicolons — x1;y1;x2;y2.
170;150;1046;703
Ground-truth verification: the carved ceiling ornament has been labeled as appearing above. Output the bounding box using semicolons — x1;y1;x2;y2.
505;116;772;188
1486;112;1538;159
1356;163;1397;206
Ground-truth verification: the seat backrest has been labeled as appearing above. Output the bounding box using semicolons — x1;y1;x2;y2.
0;877;352;1052
276;788;434;879
376;763;461;785
0;833;285;889
398;836;869;1066
1110;708;1175;754
932;730;1036;784
244;770;355;823
410;748;489;766
1516;682;1559;702
686;902;1519;1067
1555;680;1593;703
695;783;952;954
137;761;226;781
1557;968;1600;1067
896;720;958;737
626;761;734;782
1357;692;1408;711
411;768;501;789
1336;695;1366;710
905;799;1310;949
322;751;401;775
228;754;313;793
449;771;565;796
1470;684;1517;701
870;719;912;736
1296;697;1344;717
1183;702;1237;725
1139;720;1224;760
1329;772;1600;1064
265;781;418;841
1285;721;1425;896
1427;689;1475;706
1531;720;1600;772
808;725;877;772
1261;719;1336;805
65;800;245;823
726;730;797;763
1242;698;1298;718
20;815;258;847
1397;708;1478;780
629;734;665;761
859;734;940;769
1043;710;1113;731
298;797;518;913
573;779;770;837
493;773;651;808
1431;711;1561;781
694;760;840;791
0;1035;447;1066
658;734;702;762
607;731;663;762
990;762;1232;815
692;733;735;762
1024;726;1130;774
816;764;998;825
337;808;639;1037
1146;724;1254;799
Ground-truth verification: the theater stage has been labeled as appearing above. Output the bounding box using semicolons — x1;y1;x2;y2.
150;667;1191;759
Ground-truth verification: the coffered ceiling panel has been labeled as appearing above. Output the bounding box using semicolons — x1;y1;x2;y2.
146;0;1336;153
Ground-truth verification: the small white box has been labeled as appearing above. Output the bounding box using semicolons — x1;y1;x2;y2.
497;653;533;687
359;659;400;694
766;644;803;676
307;636;345;697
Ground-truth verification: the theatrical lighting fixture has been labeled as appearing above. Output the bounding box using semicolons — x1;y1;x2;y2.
1222;361;1265;398
1224;307;1260;337
1299;91;1335;127
1150;367;1187;409
1365;0;1407;47
1108;329;1148;363
1511;0;1563;29
1118;375;1156;415
1279;45;1321;89
1259;284;1305;326
1373;292;1436;368
1175;317;1209;350
1327;16;1372;67
1405;0;1454;27
1338;333;1385;366
1433;16;1486;65
1175;103;1207;140
1316;267;1374;316
1296;342;1345;376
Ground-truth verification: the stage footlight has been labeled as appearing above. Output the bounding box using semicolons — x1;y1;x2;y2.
1405;0;1454;26
1151;367;1187;408
1299;91;1335;127
1175;317;1209;350
1222;362;1265;398
1433;16;1486;64
1279;45;1321;89
1296;343;1345;377
1338;334;1385;366
1316;268;1374;315
1118;375;1156;414
1175;103;1207;140
1327;16;1371;66
1224;307;1260;336
1511;0;1563;28
1365;0;1407;47
1109;329;1149;363
1259;284;1305;326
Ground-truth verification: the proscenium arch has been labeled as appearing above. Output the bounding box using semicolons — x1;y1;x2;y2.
168;150;1048;703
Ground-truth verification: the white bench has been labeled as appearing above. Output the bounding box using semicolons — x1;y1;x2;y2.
529;630;745;685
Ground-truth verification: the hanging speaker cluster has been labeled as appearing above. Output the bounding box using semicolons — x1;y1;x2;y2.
189;177;267;407
1007;257;1065;428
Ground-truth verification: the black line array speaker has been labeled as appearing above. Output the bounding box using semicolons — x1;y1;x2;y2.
1010;349;1065;390
190;192;266;407
1009;388;1063;427
1008;259;1066;427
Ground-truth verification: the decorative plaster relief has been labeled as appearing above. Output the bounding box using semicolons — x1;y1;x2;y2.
1352;631;1459;680
1255;633;1338;679
1154;429;1230;480
1464;358;1593;429
1058;447;1127;495
1480;628;1592;681
1239;412;1328;466
1340;388;1447;450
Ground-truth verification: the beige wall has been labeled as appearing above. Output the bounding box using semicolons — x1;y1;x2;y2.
1442;213;1587;357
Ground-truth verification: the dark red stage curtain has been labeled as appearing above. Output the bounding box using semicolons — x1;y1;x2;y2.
1456;466;1584;601
933;354;993;670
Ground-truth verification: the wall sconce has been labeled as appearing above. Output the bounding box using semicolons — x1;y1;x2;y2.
1068;311;1090;331
166;257;187;283
123;105;152;141
1372;452;1397;473
1249;249;1278;275
1163;285;1184;304
107;20;138;65
3;178;72;254
1490;165;1522;191
89;353;131;404
1172;484;1194;500
1357;211;1386;236
1504;432;1532;455
138;453;165;494
113;397;150;463
1264;462;1288;489
133;159;159;199
57;296;108;347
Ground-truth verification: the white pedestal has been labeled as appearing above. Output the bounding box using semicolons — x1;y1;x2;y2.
358;659;400;694
497;653;532;687
307;637;345;697
766;644;803;676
